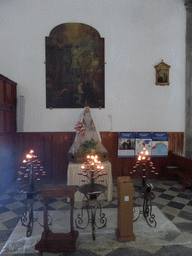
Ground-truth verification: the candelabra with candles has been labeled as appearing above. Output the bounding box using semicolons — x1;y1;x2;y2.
78;154;107;187
76;153;107;240
130;148;158;227
18;150;46;237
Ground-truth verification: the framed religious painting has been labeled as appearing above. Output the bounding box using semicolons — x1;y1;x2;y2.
45;23;105;108
154;60;170;86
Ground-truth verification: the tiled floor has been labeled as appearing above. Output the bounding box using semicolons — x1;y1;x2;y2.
0;179;192;255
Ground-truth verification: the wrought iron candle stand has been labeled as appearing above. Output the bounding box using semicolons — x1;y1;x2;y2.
130;148;158;228
18;150;48;237
75;153;107;240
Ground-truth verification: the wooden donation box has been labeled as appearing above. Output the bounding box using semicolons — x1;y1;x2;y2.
116;176;135;242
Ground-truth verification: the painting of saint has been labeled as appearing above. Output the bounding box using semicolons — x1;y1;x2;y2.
46;23;105;108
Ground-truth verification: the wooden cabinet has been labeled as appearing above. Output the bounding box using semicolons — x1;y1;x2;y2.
0;74;17;193
0;74;17;135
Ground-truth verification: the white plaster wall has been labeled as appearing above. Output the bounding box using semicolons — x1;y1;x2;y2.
0;0;186;132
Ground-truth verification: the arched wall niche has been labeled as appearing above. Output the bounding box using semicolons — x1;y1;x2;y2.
46;23;105;109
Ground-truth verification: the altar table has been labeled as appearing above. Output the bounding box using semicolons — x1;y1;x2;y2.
67;161;113;201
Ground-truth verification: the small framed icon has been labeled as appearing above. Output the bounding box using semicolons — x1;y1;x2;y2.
154;60;170;86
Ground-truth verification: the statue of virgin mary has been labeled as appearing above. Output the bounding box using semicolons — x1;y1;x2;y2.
68;107;108;163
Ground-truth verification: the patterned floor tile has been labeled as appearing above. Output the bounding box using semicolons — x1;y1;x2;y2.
12;206;26;216
0;197;17;206
153;187;167;193
152;197;169;206
181;205;192;213
0;222;8;231
0;229;13;243
49;200;69;209
163;212;175;221
164;190;180;197
6;201;25;211
156;244;192;256
172;197;190;205
0;194;10;201
177;193;192;200
2;216;20;230
172;216;192;224
0;211;18;222
159;193;175;201
0;206;10;215
167;201;185;210
174;223;192;234
178;210;192;221
161;205;181;216
169;187;182;192
13;193;27;201
0;179;192;255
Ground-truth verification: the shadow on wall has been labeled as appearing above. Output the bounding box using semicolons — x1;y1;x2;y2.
0;147;14;195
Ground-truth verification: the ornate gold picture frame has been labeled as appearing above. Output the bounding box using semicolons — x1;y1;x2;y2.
154;60;170;86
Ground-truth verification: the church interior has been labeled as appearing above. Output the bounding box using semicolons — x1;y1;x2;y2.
0;0;192;255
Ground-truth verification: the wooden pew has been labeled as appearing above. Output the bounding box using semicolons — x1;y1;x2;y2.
165;150;192;192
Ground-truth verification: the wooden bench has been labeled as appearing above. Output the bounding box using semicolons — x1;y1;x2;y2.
165;150;192;192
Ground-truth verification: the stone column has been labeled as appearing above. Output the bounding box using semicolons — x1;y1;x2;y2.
185;0;192;159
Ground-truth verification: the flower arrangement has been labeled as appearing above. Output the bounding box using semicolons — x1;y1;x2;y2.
75;121;85;136
79;138;98;154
